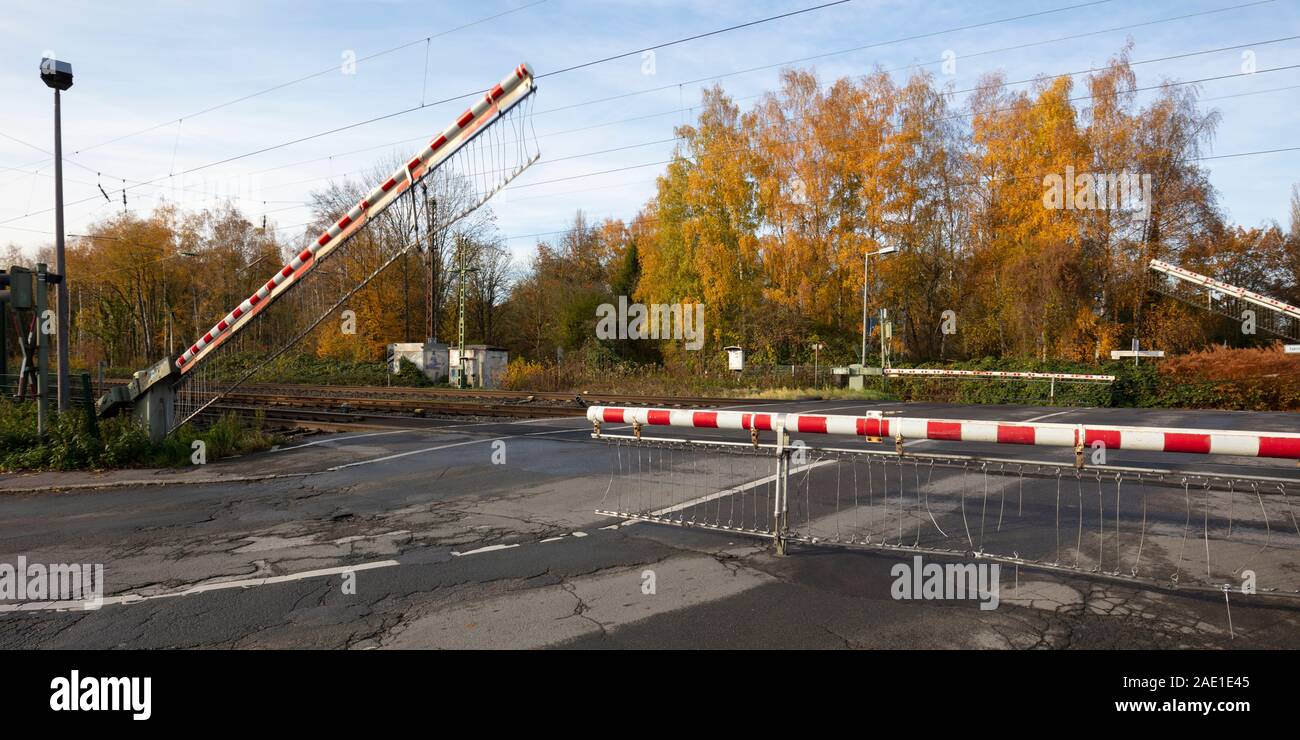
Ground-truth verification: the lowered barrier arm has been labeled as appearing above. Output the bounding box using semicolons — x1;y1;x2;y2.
588;406;1300;595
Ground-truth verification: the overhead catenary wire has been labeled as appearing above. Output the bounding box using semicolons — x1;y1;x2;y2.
80;8;1290;215
181;0;1203;189
131;29;1300;233
67;0;551;159
4;0;1290;248
233;20;1295;201
255;69;1300;240
0;0;861;231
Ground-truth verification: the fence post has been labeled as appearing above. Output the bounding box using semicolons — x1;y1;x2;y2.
773;417;789;555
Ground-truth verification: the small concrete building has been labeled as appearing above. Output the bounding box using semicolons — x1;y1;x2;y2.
723;346;745;373
449;345;508;388
387;340;450;383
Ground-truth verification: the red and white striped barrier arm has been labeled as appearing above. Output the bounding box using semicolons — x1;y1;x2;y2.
1150;259;1300;320
587;406;1300;460
175;63;536;372
884;368;1115;382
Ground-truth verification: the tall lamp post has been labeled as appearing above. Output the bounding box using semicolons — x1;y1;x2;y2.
860;244;898;368
40;57;73;411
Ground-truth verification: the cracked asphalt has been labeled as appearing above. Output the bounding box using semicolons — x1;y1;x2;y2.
1;399;1298;649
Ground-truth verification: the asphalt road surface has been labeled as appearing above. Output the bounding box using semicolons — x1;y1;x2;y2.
1;399;1298;649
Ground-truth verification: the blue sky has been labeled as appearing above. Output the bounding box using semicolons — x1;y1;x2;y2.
1;0;1298;263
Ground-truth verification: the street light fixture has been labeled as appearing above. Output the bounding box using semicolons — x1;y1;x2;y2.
860;244;898;369
41;57;73;412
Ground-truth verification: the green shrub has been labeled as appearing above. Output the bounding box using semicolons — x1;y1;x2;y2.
0;399;281;472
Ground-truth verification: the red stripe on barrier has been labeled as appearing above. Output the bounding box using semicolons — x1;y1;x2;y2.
1164;432;1211;454
753;414;773;431
1084;428;1121;449
797;416;827;434
1259;436;1300;459
280;266;293;278
249;294;261;306
231;307;243;319
381;178;397;192
431;135;446;150
360;199;370;209
856;417;889;437
406;156;421;171
297;249;313;263
647;410;671;426
693;411;718;428
997;425;1035;445
316;233;330;246
601;408;624;423
216;320;228;331
927;421;962;441
490;83;504;100
338;215;353;229
202;333;212;343
740;413;752;429
457;110;474;127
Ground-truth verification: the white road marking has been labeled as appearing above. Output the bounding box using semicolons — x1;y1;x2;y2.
326;425;594;471
273;430;409;452
277;415;583;454
451;543;520;556
648;458;835;516
1024;409;1073;422
0;559;400;613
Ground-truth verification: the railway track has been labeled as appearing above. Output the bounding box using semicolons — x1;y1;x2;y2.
99;379;769;426
101;379;767;407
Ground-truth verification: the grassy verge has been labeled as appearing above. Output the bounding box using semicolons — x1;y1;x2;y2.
0;400;283;472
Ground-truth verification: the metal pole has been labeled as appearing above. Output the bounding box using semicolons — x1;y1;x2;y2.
53;89;70;412
424;190;437;343
860;251;869;366
35;264;49;435
773;420;788;556
0;284;7;387
456;236;468;388
880;307;888;392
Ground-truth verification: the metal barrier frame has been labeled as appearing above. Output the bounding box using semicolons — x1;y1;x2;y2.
591;406;1300;597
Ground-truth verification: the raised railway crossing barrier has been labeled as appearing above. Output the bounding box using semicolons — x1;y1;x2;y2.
589;406;1300;596
98;63;541;441
1149;258;1300;342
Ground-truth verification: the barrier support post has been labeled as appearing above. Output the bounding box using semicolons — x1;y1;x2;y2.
774;419;789;556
